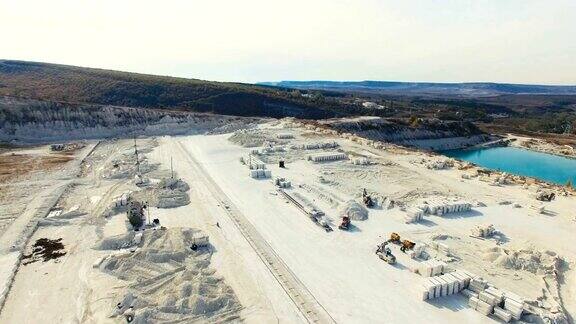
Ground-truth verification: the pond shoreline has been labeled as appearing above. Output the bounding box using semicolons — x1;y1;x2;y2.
441;146;576;187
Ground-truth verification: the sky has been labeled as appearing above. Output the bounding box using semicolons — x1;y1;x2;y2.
1;0;575;85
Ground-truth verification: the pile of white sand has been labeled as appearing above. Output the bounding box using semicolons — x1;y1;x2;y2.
158;178;190;192
228;129;266;147
207;120;257;135
156;190;190;208
156;178;191;208
94;232;136;250
482;247;561;275
99;228;241;323
338;200;368;221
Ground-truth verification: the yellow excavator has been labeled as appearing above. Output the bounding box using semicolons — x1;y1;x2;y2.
376;232;416;265
388;232;415;253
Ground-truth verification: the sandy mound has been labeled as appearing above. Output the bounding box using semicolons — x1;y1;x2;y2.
482;247;560;275
155;178;191;208
158;178;190;192
100;228;241;323
207;120;257;135
95;232;136;250
157;190;190;208
339;200;368;221
228;129;266;147
102;154;157;180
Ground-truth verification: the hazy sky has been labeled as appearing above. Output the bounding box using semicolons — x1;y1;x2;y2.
2;0;575;84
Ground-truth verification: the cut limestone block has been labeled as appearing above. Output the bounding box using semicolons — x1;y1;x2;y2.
476;299;494;316
469;277;487;293
485;287;504;304
479;290;499;306
452;271;471;289
443;274;458;294
431;260;445;276
494;307;512;322
503;298;524;320
420;281;436;300
419;263;433;277
437;276;449;296
469;296;480;309
461;289;478;299
429;277;443;298
426;282;436;299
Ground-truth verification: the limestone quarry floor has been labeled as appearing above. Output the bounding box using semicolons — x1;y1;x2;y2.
1;124;575;323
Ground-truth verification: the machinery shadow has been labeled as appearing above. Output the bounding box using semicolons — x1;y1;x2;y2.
492;231;510;244
391;262;408;271
347;224;363;233
436;209;483;219
419;218;437;227
541;209;558;217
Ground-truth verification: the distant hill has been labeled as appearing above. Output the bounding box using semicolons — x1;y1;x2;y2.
0;60;350;119
260;81;576;97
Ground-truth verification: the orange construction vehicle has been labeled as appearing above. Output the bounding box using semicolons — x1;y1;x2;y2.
387;232;415;253
339;216;351;230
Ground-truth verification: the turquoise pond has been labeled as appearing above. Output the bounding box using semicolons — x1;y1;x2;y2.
442;146;576;186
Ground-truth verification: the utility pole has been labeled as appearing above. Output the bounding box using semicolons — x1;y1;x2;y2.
145;201;151;225
134;137;140;174
170;157;174;179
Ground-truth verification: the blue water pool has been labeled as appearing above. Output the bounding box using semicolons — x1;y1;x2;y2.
442;146;576;186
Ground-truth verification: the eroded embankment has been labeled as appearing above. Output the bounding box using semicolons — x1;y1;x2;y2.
0;96;261;143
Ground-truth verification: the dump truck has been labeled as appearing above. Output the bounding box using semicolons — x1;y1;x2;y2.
339;216;351;230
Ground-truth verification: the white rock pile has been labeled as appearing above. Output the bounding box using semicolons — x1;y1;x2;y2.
338;200;368;221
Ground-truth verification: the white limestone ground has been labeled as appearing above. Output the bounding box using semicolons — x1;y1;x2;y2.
0;118;575;323
0;135;296;323
167;121;575;323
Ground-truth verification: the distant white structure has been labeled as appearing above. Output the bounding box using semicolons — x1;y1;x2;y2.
362;101;385;109
488;113;509;119
463;277;525;321
419;270;472;301
471;224;496;238
350;157;370;165
276;133;294;139
275;177;291;188
308;152;347;163
405;207;425;223
297;142;339;150
427;199;471;216
114;192;131;207
417;259;446;277
240;155;266;170
250;169;272;179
